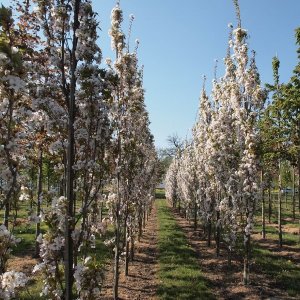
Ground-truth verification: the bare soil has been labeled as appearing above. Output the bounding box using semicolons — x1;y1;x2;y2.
101;204;159;300
170;206;299;300
7;255;38;276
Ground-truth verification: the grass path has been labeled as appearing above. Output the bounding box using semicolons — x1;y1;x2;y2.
156;199;214;300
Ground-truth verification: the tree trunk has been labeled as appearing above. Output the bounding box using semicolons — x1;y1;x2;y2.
227;248;232;267
298;160;300;213
64;2;80;298
261;170;266;239
30;167;35;209
285;190;287;209
207;219;212;247
194;201;197;231
130;233;134;261
243;233;250;285
113;220;120;300
278;164;283;248
292;166;296;220
125;226;129;276
268;186;272;223
35;148;43;258
216;211;220;257
99;202;103;222
138;216;142;242
4;202;9;228
46;160;50;206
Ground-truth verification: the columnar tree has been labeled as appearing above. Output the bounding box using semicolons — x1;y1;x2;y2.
107;3;157;299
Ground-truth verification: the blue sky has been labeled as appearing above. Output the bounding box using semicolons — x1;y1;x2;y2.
2;0;300;148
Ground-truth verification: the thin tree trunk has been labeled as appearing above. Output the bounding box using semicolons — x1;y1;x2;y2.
138;215;142;242
292;166;296;220
285;190;287;209
207;219;212;247
114;124;122;300
268;186;272;223
227;248;232;267
99;202;103;222
65;1;80;298
298;160;300;213
4;202;9;228
216;211;220;257
30;167;35;209
113;219;120;300
194;201;197;231
47;160;50;207
278;164;283;248
243;233;250;285
261;170;266;239
130;233;134;261
125;226;129;276
35;148;43;258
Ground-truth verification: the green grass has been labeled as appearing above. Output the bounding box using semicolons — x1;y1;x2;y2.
156;199;214;300
255;192;300;247
156;188;166;199
253;245;300;297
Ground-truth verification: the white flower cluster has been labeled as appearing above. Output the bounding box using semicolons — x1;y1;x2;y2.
165;19;266;259
0;1;157;299
0;271;28;300
32;196;67;299
74;256;103;300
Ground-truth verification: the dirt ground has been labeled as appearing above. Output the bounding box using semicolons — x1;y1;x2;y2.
170;206;299;300
101;204;159;300
6;200;299;299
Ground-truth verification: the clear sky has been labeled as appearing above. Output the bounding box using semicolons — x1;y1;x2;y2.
2;0;300;149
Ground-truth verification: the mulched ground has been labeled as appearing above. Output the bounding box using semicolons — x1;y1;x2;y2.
101;204;159;300
170;205;299;300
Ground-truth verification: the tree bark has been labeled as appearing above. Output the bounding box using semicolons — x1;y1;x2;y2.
268;186;272;223
130;233;134;261
261;170;266;239
292;166;296;220
35;148;43;258
125;226;129;276
243;233;250;285
216;210;220;257
64;1;80;298
113;219;120;300
207;219;212;247
4;202;10;228
278;164;283;248
298;160;300;213
194;201;197;231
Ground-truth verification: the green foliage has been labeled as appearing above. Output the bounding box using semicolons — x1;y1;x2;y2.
0;5;13;31
262;26;300;178
0;5;24;72
156;148;173;182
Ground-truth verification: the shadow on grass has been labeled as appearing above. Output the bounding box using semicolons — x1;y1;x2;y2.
253;245;300;297
156;200;214;300
156;188;166;199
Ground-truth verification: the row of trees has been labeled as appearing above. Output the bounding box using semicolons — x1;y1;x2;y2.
0;1;157;299
165;1;299;285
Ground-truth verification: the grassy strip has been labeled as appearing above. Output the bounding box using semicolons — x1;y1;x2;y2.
156;199;214;300
253;245;300;297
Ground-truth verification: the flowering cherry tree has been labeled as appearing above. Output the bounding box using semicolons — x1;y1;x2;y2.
107;3;158;298
166;0;266;284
